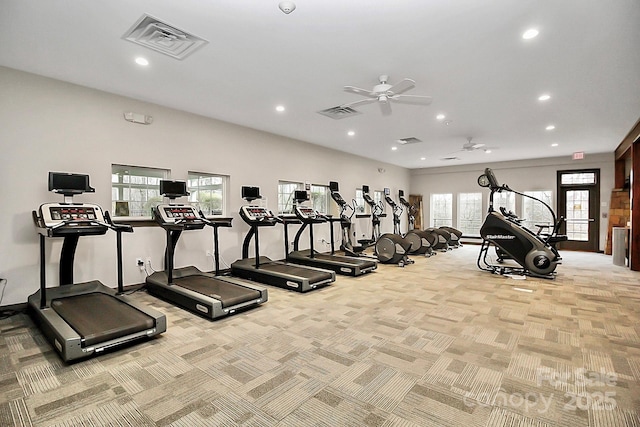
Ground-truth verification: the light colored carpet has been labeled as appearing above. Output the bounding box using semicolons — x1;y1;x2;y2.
1;246;639;426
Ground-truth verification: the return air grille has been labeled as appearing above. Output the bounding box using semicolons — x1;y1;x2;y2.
122;14;208;60
317;106;362;120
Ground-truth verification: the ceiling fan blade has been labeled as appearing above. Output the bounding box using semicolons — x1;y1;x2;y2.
391;94;433;105
341;98;377;108
379;100;392;116
344;86;377;98
387;78;415;95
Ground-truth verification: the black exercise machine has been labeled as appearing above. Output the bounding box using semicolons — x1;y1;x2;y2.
388;190;434;256
363;186;412;266
288;190;377;276
30;172;166;362
477;168;565;278
146;180;267;319
231;186;335;292
397;190;437;255
329;181;371;257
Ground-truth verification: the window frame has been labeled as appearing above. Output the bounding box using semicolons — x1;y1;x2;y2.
278;180;304;214
187;171;229;217
458;192;483;236
521;190;554;233
111;164;170;219
309;184;330;214
430;193;453;227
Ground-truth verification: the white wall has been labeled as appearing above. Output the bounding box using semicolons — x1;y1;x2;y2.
410;154;614;250
0;67;409;305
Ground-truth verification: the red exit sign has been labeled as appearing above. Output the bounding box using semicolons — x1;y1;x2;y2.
572;152;585;160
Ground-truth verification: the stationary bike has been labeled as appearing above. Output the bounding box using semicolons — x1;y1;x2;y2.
477;168;565;278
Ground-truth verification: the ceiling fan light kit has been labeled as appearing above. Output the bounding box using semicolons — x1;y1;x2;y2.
339;75;433;116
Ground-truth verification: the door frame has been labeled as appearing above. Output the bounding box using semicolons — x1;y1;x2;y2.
556;169;600;252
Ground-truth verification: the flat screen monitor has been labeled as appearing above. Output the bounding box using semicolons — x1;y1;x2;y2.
399;190;404;197
160;180;188;197
48;172;94;194
294;190;309;201
362;185;369;194
242;186;261;200
384;187;390;195
329;181;339;192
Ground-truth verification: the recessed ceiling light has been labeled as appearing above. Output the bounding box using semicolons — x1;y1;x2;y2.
391;146;398;151
420;157;426;161
546;125;556;131
275;105;285;112
551;143;559;147
522;28;539;40
436;114;446;120
347;130;355;137
135;57;149;66
538;94;551;101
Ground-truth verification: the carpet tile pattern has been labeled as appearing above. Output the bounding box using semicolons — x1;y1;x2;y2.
1;246;639;426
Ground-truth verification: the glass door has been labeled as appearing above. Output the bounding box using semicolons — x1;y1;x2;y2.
557;170;600;251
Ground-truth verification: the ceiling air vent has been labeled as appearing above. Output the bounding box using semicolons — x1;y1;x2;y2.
397;137;422;145
122;14;208;60
317;106;362;120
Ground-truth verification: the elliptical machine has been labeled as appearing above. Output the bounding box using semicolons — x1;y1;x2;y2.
389;190;434;256
329;181;371;257
477;168;564;278
362;186;413;267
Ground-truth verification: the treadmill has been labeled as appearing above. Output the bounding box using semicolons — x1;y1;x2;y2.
231;186;335;292
145;180;267;319
288;190;377;276
29;172;166;362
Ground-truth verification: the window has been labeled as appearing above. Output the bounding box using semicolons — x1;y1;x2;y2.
354;188;365;214
310;184;330;213
458;193;483;236
492;191;516;214
111;164;169;217
278;180;303;214
522;191;554;232
560;172;596;185
430;193;452;227
187;172;228;216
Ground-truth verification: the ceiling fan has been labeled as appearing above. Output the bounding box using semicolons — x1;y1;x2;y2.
440;137;494;161
341;75;432;116
460;137;485;151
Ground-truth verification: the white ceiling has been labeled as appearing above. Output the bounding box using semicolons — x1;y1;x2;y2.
1;0;639;169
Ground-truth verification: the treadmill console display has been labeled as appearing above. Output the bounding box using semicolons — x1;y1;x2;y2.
296;206;316;219
40;203;105;228
157;204;199;223
240;206;273;221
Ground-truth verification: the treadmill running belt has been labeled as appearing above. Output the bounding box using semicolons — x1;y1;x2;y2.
262;262;331;282
174;275;262;308
52;293;155;347
308;253;365;264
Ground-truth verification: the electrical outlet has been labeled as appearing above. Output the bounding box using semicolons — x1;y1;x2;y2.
136;258;145;270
